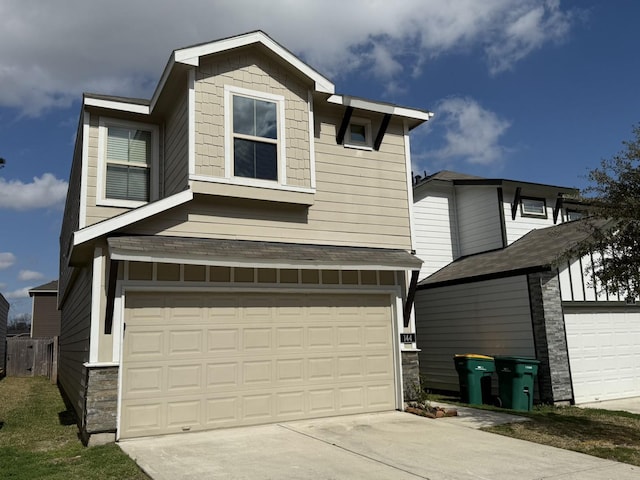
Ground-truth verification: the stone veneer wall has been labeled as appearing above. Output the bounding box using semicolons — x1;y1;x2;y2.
527;271;573;404
83;366;118;444
401;351;421;401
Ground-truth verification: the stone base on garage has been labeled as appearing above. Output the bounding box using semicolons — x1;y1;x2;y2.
82;366;118;446
401;350;421;401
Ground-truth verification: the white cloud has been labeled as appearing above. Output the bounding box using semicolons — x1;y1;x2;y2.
4;287;31;299
0;174;68;211
0;0;580;116
0;252;16;270
426;96;511;166
18;270;45;282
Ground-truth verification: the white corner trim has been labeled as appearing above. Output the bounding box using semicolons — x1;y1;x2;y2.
112;282;123;363
73;189;193;247
89;248;103;364
84;96;149;115
327;95;434;121
79;110;90;229
404;121;416;251
188;68;196;176
174;31;335;94
308;90;317;189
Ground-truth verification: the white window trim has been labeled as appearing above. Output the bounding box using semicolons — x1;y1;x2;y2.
96;117;160;208
224;85;287;187
344;116;373;150
520;196;547;218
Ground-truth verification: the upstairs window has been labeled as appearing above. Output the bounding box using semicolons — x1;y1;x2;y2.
232;94;279;181
106;127;151;201
520;197;547;218
345;118;372;149
98;118;158;207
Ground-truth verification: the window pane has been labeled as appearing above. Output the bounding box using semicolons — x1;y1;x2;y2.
350;124;366;143
233;96;255;136
129;130;151;165
522;199;545;215
106;164;129;199
255;99;277;139
234;139;255;178
255;142;277;180
234;139;277;181
106;165;149;201
107;127;130;161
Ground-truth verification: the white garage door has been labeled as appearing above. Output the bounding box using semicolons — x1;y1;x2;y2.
120;292;397;439
564;309;640;404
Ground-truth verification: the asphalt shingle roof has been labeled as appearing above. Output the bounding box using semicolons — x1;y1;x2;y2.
108;236;423;270
420;219;603;288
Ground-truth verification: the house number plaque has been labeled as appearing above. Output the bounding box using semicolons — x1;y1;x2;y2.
400;333;416;343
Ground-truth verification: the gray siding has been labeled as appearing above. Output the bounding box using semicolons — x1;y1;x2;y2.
415;276;535;392
31;293;61;338
164;88;189;196
455;186;503;256
0;293;8;374
58;266;92;423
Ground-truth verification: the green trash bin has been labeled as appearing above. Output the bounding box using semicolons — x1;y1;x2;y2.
494;356;540;411
453;354;495;405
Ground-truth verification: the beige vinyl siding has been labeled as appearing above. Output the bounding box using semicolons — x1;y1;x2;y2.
164;89;189;196
0;294;8;374
58;266;92;422
60;114;85;299
84;111;164;227
413;184;459;281
31;294;61;338
195;49;311;187
455;186;503;256
415;276;535;392
127;108;412;250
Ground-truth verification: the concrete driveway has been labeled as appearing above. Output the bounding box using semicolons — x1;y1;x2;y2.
580;396;640;415
119;411;639;480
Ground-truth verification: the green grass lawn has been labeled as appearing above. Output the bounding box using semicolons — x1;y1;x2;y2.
432;394;640;466
0;376;148;480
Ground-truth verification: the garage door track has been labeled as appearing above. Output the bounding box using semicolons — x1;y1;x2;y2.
119;411;639;480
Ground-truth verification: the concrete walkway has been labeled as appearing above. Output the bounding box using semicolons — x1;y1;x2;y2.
119;411;639;480
579;396;640;415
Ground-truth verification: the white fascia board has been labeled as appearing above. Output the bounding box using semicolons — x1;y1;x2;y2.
73;189;193;247
327;95;433;121
149;56;176;112
174;31;335;94
109;250;418;272
84;96;149;115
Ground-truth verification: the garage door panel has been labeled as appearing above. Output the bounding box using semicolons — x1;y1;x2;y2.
121;293;396;439
565;309;640;403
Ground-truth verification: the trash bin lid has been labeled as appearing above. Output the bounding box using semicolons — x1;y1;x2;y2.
454;354;494;360
494;355;539;364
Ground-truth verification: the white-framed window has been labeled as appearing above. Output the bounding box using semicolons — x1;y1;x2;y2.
520;196;547;218
345;118;372;150
224;85;285;185
97;118;159;207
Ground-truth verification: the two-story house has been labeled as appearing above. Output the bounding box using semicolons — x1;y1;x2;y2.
29;280;61;338
58;31;432;445
412;171;640;406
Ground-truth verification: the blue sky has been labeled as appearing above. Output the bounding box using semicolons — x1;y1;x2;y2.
1;0;639;318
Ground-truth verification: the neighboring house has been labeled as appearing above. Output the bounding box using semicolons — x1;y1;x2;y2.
29;280;61;338
413;171;640;405
0;293;8;376
58;31;431;444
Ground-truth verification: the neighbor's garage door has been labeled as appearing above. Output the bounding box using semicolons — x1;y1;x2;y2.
564;308;640;404
120;292;397;439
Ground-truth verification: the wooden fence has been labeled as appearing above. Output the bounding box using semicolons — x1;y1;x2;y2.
6;336;58;383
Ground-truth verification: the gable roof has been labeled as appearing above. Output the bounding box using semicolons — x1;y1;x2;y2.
29;280;58;295
413;170;578;196
419;219;604;288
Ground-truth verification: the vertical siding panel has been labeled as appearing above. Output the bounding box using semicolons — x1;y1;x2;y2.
415;276;535;391
455;186;503;256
